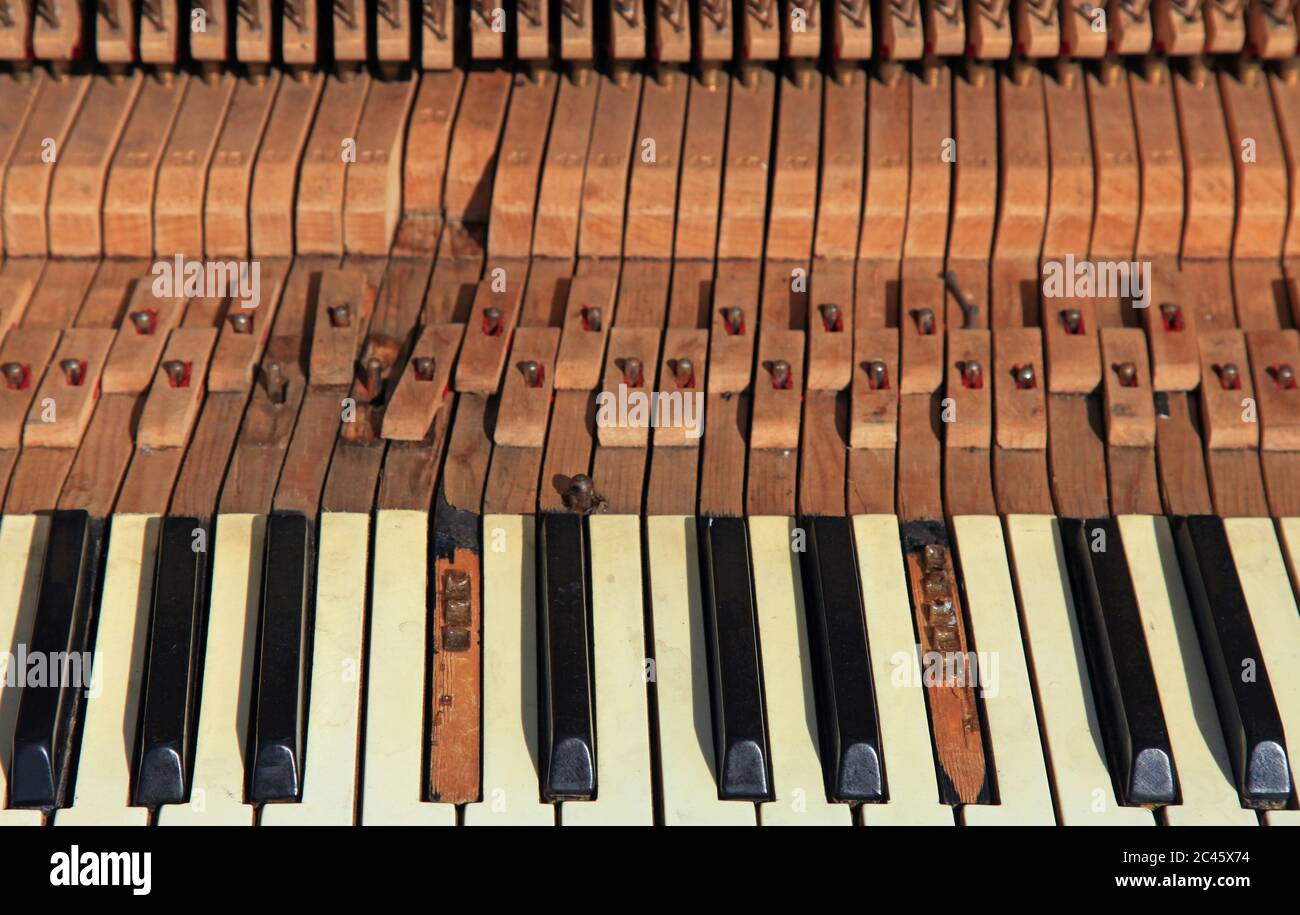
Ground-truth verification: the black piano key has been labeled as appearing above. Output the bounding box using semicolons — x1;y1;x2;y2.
799;515;885;802
1173;515;1293;809
249;511;312;802
697;515;772;801
537;511;596;800
133;517;210;807
9;510;101;809
1060;518;1179;807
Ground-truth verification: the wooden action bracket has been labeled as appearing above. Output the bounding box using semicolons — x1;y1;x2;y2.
1197;329;1270;516
1247;330;1300;516
380;323;463;442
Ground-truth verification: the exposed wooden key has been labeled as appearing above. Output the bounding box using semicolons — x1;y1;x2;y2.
1197;330;1258;451
780;0;820;63
851;327;899;450
190;0;231;65
880;0;925;58
331;0;367;65
967;0;1010;59
653;0;692;67
1060;0;1109;56
1247;330;1300;452
23;328;115;448
1143;301;1200;391
555;274;616;390
207;260;287;391
515;0;551;63
1153;0;1206;53
750;330;803;451
282;0;320;67
807;269;853;391
344;74;417;255
155;73;238;257
1248;0;1296;57
652;328;707;449
309;270;371;387
1107;0;1154;53
296;74;370;256
0;262;38;339
0;329;59;448
237;0;275;65
455;280;524;393
136;328;219;449
1043;298;1101;393
559;0;594;64
469;0;507;59
1100;328;1156;448
945;329;992;451
31;0;81;61
249;74;323;258
102;290;187;394
708;276;756;395
0;0;33;59
1202;0;1247;52
494;327;559;448
138;0;181;66
205;73;281;258
90;5;133;67
1016;0;1062;56
381;323;463;442
597;327;661;448
420;0;455;68
610;0;648;68
993;328;1047;451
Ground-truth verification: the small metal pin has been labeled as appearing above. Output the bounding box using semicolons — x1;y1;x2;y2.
1015;363;1036;389
1115;361;1138;387
131;309;157;335
61;359;84;386
623;357;643;388
1062;308;1083;335
674;357;695;388
412;356;436;381
723;307;745;335
230;312;253;334
1278;364;1297;390
364;356;384;394
328;303;352;328
1160;302;1183;331
520;360;543;388
944;271;979;329
915;308;935;336
820;302;842;332
923;543;946;571
867;359;889;390
483;307;502;335
1219;362;1240;390
2;362;26;389
163;360;189;387
770;359;791;389
962;360;983;389
265;361;288;404
584;306;602;332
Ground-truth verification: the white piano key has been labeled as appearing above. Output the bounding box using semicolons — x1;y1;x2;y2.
852;515;954;826
750;516;851;826
562;515;654;826
1223;518;1300;827
55;514;157;826
465;514;554;826
266;512;369;826
1003;515;1154;825
157;514;262;826
645;515;755;826
0;515;49;826
1117;515;1257;826
357;510;454;826
952;515;1056;825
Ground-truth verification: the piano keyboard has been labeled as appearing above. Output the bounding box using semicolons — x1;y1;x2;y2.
0;1;1297;832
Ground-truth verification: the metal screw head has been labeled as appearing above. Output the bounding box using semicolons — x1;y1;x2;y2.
723;307;744;335
131;309;157;335
520;360;542;388
2;362;26;388
623;357;643;387
1115;361;1138;387
820;302;841;331
483;307;502;334
60;359;84;385
163;360;188;387
1015;363;1036;389
915;308;935;335
412;356;436;381
564;474;599;514
1219;362;1240;389
770;359;791;389
1062;308;1083;335
867;360;889;390
674;357;694;388
230;312;253;334
583;306;602;332
329;304;351;328
1278;364;1296;390
265;361;287;403
1160;302;1183;330
963;360;983;388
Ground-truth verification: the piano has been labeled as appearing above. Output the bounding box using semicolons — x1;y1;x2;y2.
0;0;1296;828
